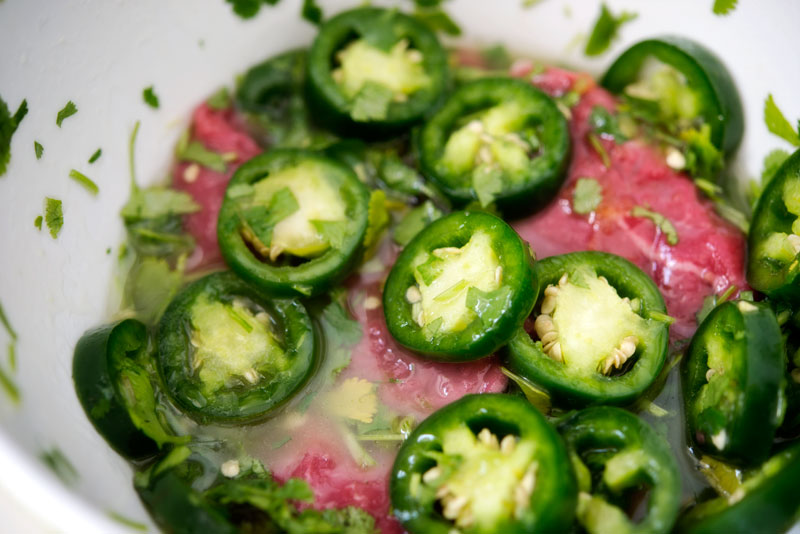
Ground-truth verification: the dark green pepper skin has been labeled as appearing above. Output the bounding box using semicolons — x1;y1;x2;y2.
157;272;316;425
559;406;681;534
391;393;577;534
307;7;449;138
678;443;800;534
601;36;743;154
72;319;159;461
504;251;669;406
383;210;536;361
682;300;785;465
217;148;370;298
418;77;571;217
747;148;800;303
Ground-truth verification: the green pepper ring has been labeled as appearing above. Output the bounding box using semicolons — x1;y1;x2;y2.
383;210;537;361
390;393;577;534
306;6;449;137
156;272;317;425
417;77;571;216
747;148;800;303
601;36;744;154
559;406;682;534
682;300;785;465
504;251;669;406
217;148;370;298
72;319;160;461
235;48;307;114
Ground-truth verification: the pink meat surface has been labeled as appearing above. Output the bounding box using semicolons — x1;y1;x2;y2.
173;103;261;271
510;63;748;340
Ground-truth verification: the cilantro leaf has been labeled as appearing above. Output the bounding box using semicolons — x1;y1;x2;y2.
393;201;444;246
121;187;199;257
34;215;43;230
0;364;20;404
121;188;199;221
481;44;512;70
573;177;603;214
413;7;462;36
466;285;513;326
175;137;227;172
0;300;16;341
56;101;78;127
587;132;611;168
301;0;323;25
631;205;679;245
473;165;504;207
242;187;299;247
311;219;348;250
682;124;723;180
350;82;393;122
206;87;231;110
0;97;28;176
584;3;637;57
764;94;800;147
34;141;44;160
39;448;78;486
69;169;99;195
225;0;265;18
589;106;627;143
713;0;738;15
88;148;102;164
142;86;160;109
363;189;390;259
45;197;64;238
125;256;185;324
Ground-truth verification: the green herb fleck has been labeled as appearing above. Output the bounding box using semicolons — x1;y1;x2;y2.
206;87;231;110
175;133;227;172
40;448;78;486
500;366;551;414
0;365;20;404
88;148;102;164
34;141;43;160
682;125;723;180
34;215;42;230
69;169;99;195
225;0;278;19
56;101;78;127
45;197;64;238
393;201;443;246
0;300;17;341
8;341;16;372
413;6;461;36
0;98;28;176
572;177;603;214
350;82;393;122
589;106;627;143
142;86;160;109
301;0;323;25
587;132;611;168
362;190;390;259
584;3;637;57
764;94;800;147
481;44;512;70
272;436;292;450
696;285;738;324
631;205;679;245
107;511;148;532
713;0;738;15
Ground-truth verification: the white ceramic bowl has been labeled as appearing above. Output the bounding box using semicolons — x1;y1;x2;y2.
0;0;798;531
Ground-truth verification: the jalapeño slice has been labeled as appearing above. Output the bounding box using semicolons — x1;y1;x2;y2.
505;251;670;406
682;300;785;465
217;148;370;298
307;6;449;137
559;407;681;534
383;210;536;361
418;77;570;216
747;148;800;303
156;272;316;424
391;394;577;534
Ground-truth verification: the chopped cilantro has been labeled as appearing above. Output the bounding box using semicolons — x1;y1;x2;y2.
631;205;679;245
350;82;393;122
413;6;461;36
0;300;16;341
393;201;443;246
584;3;637;57
473;165;504;207
122;188;199;221
589;106;627;143
175;132;227;172
106;512;147;532
481;44;512;70
764;94;800;147
500;366;551;414
69;169;99;195
34;141;43;160
242;187;299;247
749;149;791;208
34;215;42;230
0;97;28;176
572;177;603;214
587;132;611;168
696;284;738;324
129;121;140;186
206;87;231;110
682;125;723;180
713;0;738;15
45;197;64;238
301;0;323;25
362;190;390;259
312;220;348;250
0;365;20;404
225;0;280;19
56;101;78;127
125;257;185;324
88;148;102;164
142;86;160;109
40;448;78;486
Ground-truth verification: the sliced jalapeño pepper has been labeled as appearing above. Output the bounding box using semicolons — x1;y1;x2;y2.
504;251;670;406
601;36;743;154
747;148;800;303
383;210;536;361
682;300;785;465
559;406;681;534
156;272;316;424
418;77;570;216
73;319;182;461
678;443;800;534
307;7;449;137
390;393;577;534
217;148;370;298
